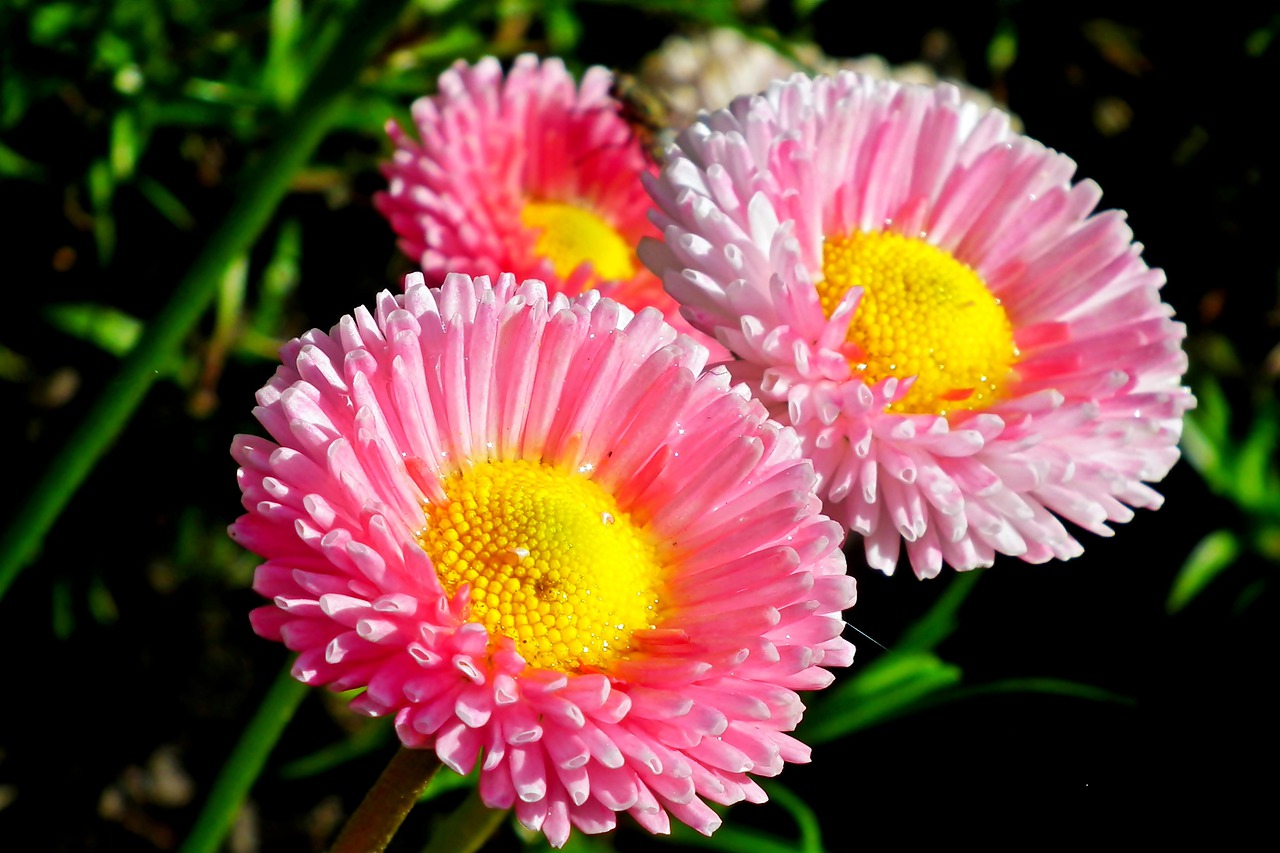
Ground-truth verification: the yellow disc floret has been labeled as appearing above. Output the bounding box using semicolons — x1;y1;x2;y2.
520;201;635;282
816;230;1018;416
418;458;662;673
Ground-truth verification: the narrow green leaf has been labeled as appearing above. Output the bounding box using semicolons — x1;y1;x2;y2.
179;664;309;853
279;718;395;779
544;0;582;54
419;762;480;803
792;0;829;21
1178;416;1221;494
87;573;120;625
110;108;142;179
763;782;823;853
987;20;1018;77
29;2;81;45
0;0;415;600
928;677;1135;708
1167;528;1241;613
802;651;963;742
137;176;197;230
88;158;116;263
1245;14;1280;57
896;568;982;653
420;784;506;853
1234;404;1280;512
183;78;263;108
416;0;465;11
266;0;305;107
0;141;43;179
253;219;302;337
44;302;143;358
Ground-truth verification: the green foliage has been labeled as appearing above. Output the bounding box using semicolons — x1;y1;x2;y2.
43;302;144;359
1168;528;1242;613
1177;369;1280;608
1;1;1265;850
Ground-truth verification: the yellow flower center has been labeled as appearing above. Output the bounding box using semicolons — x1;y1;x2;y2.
817;230;1018;416
520;201;635;282
418;459;663;673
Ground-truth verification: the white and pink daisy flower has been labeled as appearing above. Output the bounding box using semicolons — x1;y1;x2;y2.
641;72;1194;578
231;272;854;845
377;55;686;328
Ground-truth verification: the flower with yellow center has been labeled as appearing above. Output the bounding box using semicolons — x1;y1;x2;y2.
817;230;1018;415
377;54;721;353
233;273;855;846
419;459;661;672
519;201;636;284
641;71;1193;577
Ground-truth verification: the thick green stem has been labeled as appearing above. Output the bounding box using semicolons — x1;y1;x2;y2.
0;0;411;601
329;747;444;853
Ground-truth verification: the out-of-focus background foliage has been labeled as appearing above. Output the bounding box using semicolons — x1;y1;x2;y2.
1;0;1275;849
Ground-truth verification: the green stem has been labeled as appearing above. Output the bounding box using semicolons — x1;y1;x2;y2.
330;747;444;853
0;0;411;601
180;663;309;853
420;784;508;853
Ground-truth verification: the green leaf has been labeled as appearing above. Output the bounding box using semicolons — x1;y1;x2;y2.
987;20;1018;77
792;0;829;21
110;108;143;179
420;784;506;853
29;2;82;45
420;761;480;802
266;0;305;107
1167;528;1241;613
0;141;43;179
1245;14;1280;57
88;158;116;263
895;568;981;654
929;677;1135;709
1235;404;1280;512
1181;373;1229;488
544;0;582;54
764;782;823;853
253;219;302;338
87;573;120;625
802;651;963;742
179;665;309;853
278;718;395;779
137;176;197;230
0;0;415;601
44;302;143;357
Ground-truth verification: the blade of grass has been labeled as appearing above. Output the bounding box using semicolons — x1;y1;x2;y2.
179;662;309;853
919;677;1136;709
895;568;982;654
765;782;823;853
0;0;412;601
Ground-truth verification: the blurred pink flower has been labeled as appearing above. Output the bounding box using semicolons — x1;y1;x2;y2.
231;273;854;845
377;55;691;331
642;72;1193;578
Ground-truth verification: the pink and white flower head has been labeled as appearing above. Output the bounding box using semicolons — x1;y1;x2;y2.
377;55;690;332
640;72;1194;578
231;272;854;845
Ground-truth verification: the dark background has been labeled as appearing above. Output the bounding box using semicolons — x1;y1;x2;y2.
1;0;1275;849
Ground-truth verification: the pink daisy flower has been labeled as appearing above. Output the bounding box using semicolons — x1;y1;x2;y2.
377;55;680;325
641;72;1194;578
231;272;854;846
